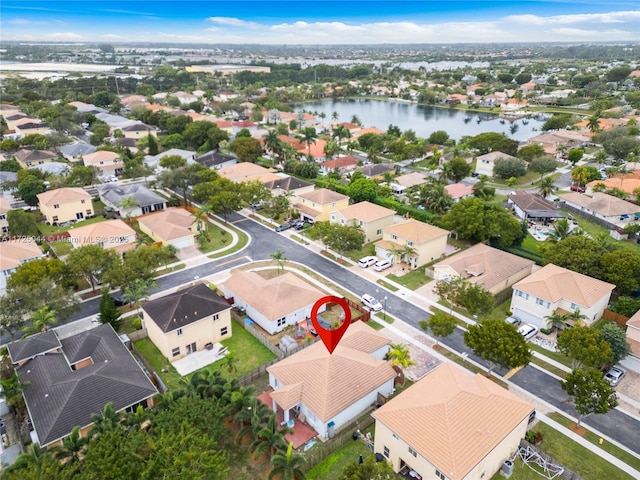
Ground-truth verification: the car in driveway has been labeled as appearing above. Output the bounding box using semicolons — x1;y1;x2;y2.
517;323;538;341
275;223;291;232
373;259;392;272
506;316;522;326
358;256;378;268
604;366;626;386
361;294;383;312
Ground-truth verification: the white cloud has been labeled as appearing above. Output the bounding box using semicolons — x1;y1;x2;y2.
550;27;632;36
207;17;259;28
505;11;640;25
46;32;84;40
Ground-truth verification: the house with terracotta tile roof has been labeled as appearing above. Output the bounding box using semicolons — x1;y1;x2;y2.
141;283;232;362
216;162;274;183
222;271;326;335
511;263;615;329
444;183;474;202
67;219;137;254
37;187;94;225
330;201;395;243
372;362;534;480
7;324;157;447
320;155;359;175
138;207;199;249
558;192;640;225
525;130;590;156
475;151;518;177
13;148;58;169
507;192;565;221
0;197;12;234
81;150;124;177
277;135;327;161
375;219;449;270
352;127;385;138
501;98;528;111
434;244;535;296
0;238;45;295
585;169;640;200
626;310;640;358
267;321;395;439
390;172;429;195
295;188;350;223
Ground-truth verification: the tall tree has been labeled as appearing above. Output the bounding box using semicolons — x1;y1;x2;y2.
22;306;57;337
556;326;613;369
464;318;532;375
562;368;618;428
67;244;118;291
387;343;416;385
122;277;156;314
118;195;139;223
98;289;122;329
251;414;292;464
297;127;318;160
419;311;457;345
7;209;39;237
268;442;307;480
537;176;557;198
599;322;631;365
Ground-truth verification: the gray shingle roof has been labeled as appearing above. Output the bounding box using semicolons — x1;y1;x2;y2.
59;142;96;158
195;150;236;168
262;176;312;191
16;324;157;446
142;283;230;333
7;331;61;364
97;183;166;208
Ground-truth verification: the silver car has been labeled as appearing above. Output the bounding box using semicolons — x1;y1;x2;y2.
604;366;626;386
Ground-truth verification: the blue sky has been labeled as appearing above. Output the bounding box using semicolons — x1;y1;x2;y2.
1;1;639;44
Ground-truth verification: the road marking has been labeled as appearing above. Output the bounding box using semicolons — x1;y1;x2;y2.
215;257;246;268
231;218;248;224
504;365;524;380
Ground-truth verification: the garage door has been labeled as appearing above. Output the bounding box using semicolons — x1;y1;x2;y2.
171;236;194;249
512;307;544;329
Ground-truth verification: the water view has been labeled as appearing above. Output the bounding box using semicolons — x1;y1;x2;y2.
294;98;548;142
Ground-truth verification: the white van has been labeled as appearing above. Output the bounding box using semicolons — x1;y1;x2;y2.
373;259;392;272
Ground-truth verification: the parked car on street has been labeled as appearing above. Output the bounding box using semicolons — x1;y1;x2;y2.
604;366;626;386
361;294;383;312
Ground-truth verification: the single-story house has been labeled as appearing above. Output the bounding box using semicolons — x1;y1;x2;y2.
511;263;615;330
354;163;395;180
0;196;11;233
216;162;275;183
14;118;51;137
222;271;326;335
320;156;359;175
295;188;350;223
59;142;97;162
525;130;590;156
277;135;327;162
7;324;157;447
586;170;640;199
121;123;157;139
194;150;237;170
13;148;58;169
137;207;199;248
261;176;315;203
389;172;428;196
330;201;395;243
475;151;519;178
98;182;166;218
372;362;534;480
82;150;124;177
67;219;137;254
144;148;196;170
559;192;640;225
375;219;449;270
0;238;45;295
626;310;640;358
444;183;474;202
433;243;535;296
141;283;232;362
507;192;565;221
37;187;94;225
267;321;395;439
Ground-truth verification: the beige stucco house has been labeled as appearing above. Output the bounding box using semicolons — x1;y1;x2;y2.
141;283;232;362
82;150;124;177
137;207;199;249
510;264;615;330
373;363;534;480
329;201;395;243
295;188;349;223
433;243;535;296
121;123;157;139
222;271;325;335
375;219;449;270
261;176;315;205
0;197;11;234
37;187;94;225
67;219;137;254
0;238;45;295
13;148;58;169
475;151;518;178
216;162;274;183
626;310;640;358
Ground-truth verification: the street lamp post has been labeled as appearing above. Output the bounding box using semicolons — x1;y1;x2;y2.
383;296;388;321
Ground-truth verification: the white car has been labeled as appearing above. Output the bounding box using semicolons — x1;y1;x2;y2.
373;259;392;272
361;294;383;312
358;256;378;268
517;323;538;341
604;366;626;386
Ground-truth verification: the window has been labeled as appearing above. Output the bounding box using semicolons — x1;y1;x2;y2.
0;215;5;220
86;209;92;215
392;433;399;440
331;202;336;207
330;215;335;221
177;328;183;336
408;446;417;458
516;290;529;300
391;234;398;240
536;298;551;308
171;347;180;357
81;199;85;204
341;219;345;224
54;204;59;209
407;241;414;246
570;303;579;310
212;313;219;321
220;326;228;336
359;220;363;226
52;216;59;222
376;229;382;235
277;317;286;327
436;470;447;480
383;446;389;458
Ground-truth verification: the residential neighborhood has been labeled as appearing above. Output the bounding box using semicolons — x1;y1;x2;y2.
1;24;640;480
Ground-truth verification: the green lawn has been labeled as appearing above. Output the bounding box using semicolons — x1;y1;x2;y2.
547;412;640;472
197;223;233;253
375;279;399;292
571;213;640;254
37;215;107;235
207;221;250;258
343;243;376;264
306;425;375;480
528;343;573;369
50;240;73;257
387;268;432;290
134;338;182;391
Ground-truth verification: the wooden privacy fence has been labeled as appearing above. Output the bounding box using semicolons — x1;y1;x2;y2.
602;309;630;327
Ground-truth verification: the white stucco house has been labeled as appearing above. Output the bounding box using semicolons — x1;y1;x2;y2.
266;321;395;439
510;264;615;330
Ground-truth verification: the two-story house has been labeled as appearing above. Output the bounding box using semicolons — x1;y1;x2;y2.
0;238;45;295
475;152;519;178
0;197;11;234
37;187;94;225
375;219;449;270
510;263;615;329
141;283;232;362
329;201;395;243
13;148;58;169
294;188;349;223
67;219;137;254
82;150;124;177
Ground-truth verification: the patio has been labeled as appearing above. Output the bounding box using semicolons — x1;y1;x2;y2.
257;390;318;449
173;343;228;376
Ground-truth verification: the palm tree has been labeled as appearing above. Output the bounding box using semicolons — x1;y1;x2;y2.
387;343;416;385
53;426;86;463
546;218;573;243
0;373;25;409
564;308;587;327
236;397;271;443
223;352;238;374
270;250;288;275
264;130;282;162
22;306;57;337
117;195;139;224
544;312;567;334
297;127;318;161
382;171;394;185
89;401;121;438
402;245;417;269
252;413;293;463
419;181;453;214
268;442;307;480
192;204;212;233
538;177;557;199
331;111;339;124
586;114;601;135
5;443;45;473
318;112;326;129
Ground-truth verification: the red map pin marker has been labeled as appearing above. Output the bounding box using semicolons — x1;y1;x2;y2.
310;296;352;354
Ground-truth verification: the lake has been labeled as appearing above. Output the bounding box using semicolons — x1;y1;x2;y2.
294;98;548;142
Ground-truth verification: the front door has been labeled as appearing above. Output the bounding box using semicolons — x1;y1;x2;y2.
186;342;196;355
76;212;84;220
